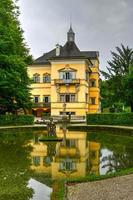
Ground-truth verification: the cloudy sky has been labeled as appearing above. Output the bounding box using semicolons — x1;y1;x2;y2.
18;0;133;71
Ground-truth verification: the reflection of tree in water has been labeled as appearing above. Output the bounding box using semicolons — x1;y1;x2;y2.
0;131;33;200
101;146;133;173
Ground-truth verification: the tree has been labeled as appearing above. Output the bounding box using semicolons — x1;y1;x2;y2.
101;44;133;111
123;65;133;112
100;80;115;111
0;0;32;114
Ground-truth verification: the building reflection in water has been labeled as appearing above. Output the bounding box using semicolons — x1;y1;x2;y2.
30;127;100;180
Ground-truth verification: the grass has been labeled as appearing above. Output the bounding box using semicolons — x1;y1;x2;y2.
52;168;133;200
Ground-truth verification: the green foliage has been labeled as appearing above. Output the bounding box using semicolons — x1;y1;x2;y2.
87;131;133;146
100;80;115;110
101;44;133;78
0;0;33;114
101;44;133;112
51;180;66;200
0;114;34;126
87;113;133;125
67;168;133;184
123;66;133;112
109;102;124;113
0;130;34;200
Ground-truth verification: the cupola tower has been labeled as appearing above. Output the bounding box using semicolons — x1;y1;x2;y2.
67;25;75;42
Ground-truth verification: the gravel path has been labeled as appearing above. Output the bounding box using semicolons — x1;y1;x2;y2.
67;174;133;200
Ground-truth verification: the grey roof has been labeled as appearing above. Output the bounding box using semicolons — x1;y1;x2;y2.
33;48;56;65
81;51;99;59
32;41;99;65
56;41;81;57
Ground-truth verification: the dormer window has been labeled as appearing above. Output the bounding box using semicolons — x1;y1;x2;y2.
33;73;40;83
43;73;51;83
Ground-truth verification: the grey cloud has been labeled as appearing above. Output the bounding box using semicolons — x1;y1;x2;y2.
18;0;133;72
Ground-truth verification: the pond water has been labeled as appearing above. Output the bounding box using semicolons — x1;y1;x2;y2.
0;126;133;200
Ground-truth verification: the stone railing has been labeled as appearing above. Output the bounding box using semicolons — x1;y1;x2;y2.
54;79;80;85
33;102;51;108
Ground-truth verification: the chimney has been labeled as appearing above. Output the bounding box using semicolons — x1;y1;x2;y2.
56;44;60;56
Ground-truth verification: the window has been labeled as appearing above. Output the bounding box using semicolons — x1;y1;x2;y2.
34;96;39;103
90;79;96;87
43;74;51;83
32;156;40;166
90;97;96;105
71;94;75;102
60;159;76;171
59;71;76;80
60;95;65;102
33;74;40;83
43;156;52;166
66;94;70;102
60;94;76;103
66;139;76;147
66;72;71;79
43;96;50;103
86;94;88;103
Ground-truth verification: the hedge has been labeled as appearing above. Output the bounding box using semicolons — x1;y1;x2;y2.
0;115;34;126
87;113;133;126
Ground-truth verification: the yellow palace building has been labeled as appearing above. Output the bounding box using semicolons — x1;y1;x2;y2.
28;26;100;117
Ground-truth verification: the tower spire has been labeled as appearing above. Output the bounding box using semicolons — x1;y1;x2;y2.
67;24;75;42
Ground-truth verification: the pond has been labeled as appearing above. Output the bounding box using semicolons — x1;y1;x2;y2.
0;126;133;200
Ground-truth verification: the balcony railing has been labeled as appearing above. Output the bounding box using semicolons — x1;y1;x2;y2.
54;79;80;85
33;102;51;108
55;147;80;159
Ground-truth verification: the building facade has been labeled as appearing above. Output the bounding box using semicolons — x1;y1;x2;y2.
30;129;100;179
28;26;100;117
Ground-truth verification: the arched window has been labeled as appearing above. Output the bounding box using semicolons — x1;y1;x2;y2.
33;73;40;83
43;73;51;83
90;79;96;87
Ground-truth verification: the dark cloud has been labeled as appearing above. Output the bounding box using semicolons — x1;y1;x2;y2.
18;0;133;71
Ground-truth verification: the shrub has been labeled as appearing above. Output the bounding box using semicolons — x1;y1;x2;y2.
87;113;133;125
0;115;34;126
